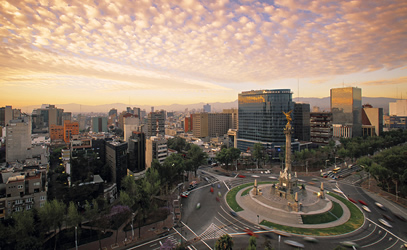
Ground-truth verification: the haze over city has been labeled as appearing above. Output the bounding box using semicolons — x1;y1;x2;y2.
1;0;406;108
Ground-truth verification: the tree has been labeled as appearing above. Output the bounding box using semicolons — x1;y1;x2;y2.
39;199;66;250
67;201;82;229
121;175;137;197
252;143;266;169
215;148;230;170
247;235;257;250
215;234;233;250
186;144;208;176
120;190;135;208
228;147;241;171
109;205;131;245
84;199;99;238
167;137;187;152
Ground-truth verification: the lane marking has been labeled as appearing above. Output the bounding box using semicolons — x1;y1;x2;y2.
352;224;377;242
361;232;387;248
181;221;212;250
366;218;407;244
223;180;230;191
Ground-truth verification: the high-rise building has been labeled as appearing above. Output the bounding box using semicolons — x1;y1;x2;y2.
192;113;232;138
128;132;146;172
108;108;118;117
50;124;64;141
63;120;79;143
389;99;407;116
237;89;294;153
123;115;140;142
310;112;332;145
92;117;108;133
6;117;32;162
203;103;211;113
223;108;238;130
106;141;128;189
184;116;192;132
31;104;64;132
62;112;72;122
362;104;383;136
330;87;362;138
0;106;14;127
147;110;165;137
145;136;167;168
293;103;310;141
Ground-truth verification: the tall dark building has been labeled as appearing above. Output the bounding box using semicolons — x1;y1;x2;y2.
106;141;128;190
310;112;333;145
108;108;117;117
147;110;165;137
128;132;146;172
237;89;294;154
330;87;362;138
293;103;310;141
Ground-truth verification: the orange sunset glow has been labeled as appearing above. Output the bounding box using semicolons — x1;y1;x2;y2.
1;0;407;108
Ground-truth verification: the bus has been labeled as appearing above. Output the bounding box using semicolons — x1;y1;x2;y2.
333;167;341;173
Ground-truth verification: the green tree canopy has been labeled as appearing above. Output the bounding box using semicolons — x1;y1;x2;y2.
215;234;233;250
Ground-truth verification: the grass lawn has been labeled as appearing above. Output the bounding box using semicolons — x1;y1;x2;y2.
301;201;343;224
260;192;364;236
226;182;274;212
241;187;252;196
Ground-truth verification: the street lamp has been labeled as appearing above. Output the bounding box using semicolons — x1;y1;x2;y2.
335;157;338;166
131;212;135;239
75;226;78;250
325;160;329;168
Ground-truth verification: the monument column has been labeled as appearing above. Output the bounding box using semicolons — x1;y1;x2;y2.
284;126;292;174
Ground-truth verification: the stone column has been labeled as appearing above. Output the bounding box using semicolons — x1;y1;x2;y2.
284;125;292;174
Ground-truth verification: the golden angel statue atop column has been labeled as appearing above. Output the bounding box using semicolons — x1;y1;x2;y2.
282;110;293;126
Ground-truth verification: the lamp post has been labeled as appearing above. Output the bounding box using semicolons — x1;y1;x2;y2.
325;160;329;168
75;226;78;250
335;157;338;166
131;213;135;239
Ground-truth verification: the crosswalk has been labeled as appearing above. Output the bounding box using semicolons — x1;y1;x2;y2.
199;223;228;240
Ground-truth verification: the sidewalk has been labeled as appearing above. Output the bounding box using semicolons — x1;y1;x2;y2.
74;215;174;250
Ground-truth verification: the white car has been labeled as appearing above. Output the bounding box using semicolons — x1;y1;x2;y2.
284;240;304;248
378;218;392;228
269;176;277;180
362;205;371;213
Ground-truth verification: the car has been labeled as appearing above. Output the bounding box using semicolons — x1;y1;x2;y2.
244;228;258;237
332;188;342;193
308;182;315;185
312;178;318;181
284;240;304;248
340;241;359;248
393;213;407;222
218;191;222;197
303;236;318;243
378;218;392;228
230;211;238;217
196;203;201;209
251;175;260;178
358;200;368;206
382;214;394;222
375;202;387;211
217;183;221;189
272;230;292;237
181;191;190;198
362;205;371;213
238;175;246;178
269;176;277;180
210;187;214;193
348;198;357;204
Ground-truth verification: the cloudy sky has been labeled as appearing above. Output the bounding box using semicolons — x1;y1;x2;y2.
1;0;406;108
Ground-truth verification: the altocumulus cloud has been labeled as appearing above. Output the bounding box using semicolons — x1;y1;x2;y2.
0;0;406;90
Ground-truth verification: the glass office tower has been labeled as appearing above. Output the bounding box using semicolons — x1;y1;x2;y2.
237;89;294;154
330;87;362;138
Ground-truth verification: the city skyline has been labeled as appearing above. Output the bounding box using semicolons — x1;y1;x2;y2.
1;0;406;107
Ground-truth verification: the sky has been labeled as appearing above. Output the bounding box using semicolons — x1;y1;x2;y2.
1;0;407;108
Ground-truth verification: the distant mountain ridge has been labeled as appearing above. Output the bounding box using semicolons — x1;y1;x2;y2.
20;97;396;114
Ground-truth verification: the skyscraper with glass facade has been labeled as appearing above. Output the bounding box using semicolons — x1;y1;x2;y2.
330;87;362;138
237;89;294;154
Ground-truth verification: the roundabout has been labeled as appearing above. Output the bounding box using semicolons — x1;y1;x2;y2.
226;182;364;236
